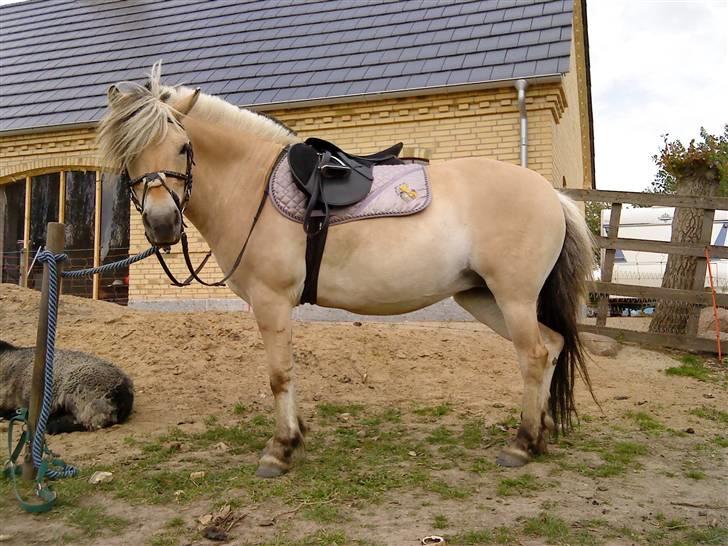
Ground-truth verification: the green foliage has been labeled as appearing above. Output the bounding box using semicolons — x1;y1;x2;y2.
585;201;608;237
647;125;728;195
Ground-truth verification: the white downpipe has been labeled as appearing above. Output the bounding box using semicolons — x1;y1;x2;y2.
515;79;529;168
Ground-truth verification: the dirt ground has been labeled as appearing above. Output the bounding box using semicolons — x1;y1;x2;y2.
0;283;726;546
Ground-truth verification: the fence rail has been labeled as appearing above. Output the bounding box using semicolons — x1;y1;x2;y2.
560;188;726;354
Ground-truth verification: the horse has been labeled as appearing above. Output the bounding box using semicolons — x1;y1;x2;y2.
97;64;594;478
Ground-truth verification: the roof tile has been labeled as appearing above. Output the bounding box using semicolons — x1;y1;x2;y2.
0;0;575;132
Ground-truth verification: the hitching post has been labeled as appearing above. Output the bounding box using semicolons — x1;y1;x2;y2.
23;222;65;480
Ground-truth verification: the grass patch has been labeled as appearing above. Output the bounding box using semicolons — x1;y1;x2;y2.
233;402;246;415
685;470;706;480
450;527;517;545
626;411;665;434
461;419;485;449
665;355;712;382
522;512;570;543
414;403;452;418
302;503;342;523
433;514;449;529
497;474;542;496
427;426;457;445
690;406;728;424
65;505;129;538
559;437;647;478
428;479;472;500
711;436;728;448
317;403;364;419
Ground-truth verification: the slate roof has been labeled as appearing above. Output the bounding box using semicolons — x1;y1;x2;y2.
0;0;575;133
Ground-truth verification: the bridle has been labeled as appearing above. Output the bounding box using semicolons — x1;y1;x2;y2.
123;123;275;288
126;140;194;216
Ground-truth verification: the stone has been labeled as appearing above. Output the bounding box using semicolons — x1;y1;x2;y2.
190;471;206;480
0;535;12;543
88;471;113;485
582;332;621;357
698;307;728;334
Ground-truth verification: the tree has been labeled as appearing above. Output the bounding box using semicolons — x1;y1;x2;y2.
648;126;728;335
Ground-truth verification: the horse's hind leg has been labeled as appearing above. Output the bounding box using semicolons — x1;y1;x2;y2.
252;297;306;478
454;288;563;466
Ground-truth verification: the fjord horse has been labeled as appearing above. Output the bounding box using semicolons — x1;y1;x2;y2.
98;65;594;478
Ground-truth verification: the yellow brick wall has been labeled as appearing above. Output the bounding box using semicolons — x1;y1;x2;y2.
0;127;99;181
1;81;587;304
551;41;585;189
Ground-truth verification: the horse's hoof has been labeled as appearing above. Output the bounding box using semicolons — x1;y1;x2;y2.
255;464;287;479
496;447;530;467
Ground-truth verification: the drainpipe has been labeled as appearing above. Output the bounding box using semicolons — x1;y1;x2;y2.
515;79;529;168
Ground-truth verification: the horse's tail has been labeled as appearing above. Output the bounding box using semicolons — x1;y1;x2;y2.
538;192;596;433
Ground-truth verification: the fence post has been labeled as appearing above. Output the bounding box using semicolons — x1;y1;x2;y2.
23;222;65;480
686;209;716;336
597;203;622;327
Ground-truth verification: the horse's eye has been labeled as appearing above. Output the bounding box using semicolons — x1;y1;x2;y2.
179;143;188;155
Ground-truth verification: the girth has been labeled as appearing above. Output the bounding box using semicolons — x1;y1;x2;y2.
288;138;404;304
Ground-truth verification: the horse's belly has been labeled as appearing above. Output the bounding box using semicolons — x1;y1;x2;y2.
313;208;481;313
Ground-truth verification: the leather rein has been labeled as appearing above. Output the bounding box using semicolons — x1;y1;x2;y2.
125;133;273;288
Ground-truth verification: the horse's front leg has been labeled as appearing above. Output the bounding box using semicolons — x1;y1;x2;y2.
252;298;306;478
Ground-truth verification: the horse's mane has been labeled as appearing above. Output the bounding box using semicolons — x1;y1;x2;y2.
96;62;299;171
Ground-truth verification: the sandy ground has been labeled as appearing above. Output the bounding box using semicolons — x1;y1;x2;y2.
0;283;726;545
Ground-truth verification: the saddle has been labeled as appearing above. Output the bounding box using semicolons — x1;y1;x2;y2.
288;137;404;304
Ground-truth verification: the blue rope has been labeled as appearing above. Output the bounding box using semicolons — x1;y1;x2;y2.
33;251;77;479
27;246;156;479
61;247;157;278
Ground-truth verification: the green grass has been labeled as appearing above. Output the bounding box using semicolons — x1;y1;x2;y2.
665;355;713;382
497;473;542;496
317;402;365;419
433;514;450;529
522;512;571;543
414;403;453;418
685;470;706;480
626;411;666;434
450;527;517;545
690;406;728;424
65;505;129;538
558;436;648;478
711;436;728;448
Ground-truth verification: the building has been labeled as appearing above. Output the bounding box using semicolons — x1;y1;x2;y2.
0;0;594;309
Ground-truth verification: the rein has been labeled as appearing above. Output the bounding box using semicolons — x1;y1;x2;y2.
127;138;284;288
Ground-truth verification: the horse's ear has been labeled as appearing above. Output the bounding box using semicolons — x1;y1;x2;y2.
107;85;120;103
174;88;201;116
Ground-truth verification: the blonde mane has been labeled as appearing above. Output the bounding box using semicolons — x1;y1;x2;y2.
97;62;299;171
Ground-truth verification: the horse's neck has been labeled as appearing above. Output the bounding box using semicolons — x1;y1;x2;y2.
183;118;283;250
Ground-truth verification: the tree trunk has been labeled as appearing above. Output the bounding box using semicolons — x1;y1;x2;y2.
649;173;718;334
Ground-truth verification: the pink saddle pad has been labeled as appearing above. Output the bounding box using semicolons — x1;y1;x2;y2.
269;154;431;226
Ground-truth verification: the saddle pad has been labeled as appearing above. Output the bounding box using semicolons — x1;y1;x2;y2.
269;153;431;226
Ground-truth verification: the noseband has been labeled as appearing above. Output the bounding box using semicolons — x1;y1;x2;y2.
125;141;194;215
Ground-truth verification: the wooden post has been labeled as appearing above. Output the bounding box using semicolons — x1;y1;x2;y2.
686;209;716;336
23;222;65;480
596;203;622;327
58;171;66;223
92;171;102;300
21;175;31;288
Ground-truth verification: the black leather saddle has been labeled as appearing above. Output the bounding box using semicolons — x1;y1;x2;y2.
287;137;404;304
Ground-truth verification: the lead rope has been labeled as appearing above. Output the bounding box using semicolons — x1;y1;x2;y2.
3;247;156;513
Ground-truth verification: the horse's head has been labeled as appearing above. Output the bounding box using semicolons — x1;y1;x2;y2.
97;64;200;247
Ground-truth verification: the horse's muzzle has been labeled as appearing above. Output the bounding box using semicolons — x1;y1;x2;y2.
142;208;182;247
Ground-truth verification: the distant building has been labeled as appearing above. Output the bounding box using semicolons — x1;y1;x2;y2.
0;0;594;308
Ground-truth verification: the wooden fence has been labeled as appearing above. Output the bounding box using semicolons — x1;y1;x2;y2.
560;188;728;354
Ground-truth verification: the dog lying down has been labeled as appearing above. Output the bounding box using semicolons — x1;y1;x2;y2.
0;340;134;433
